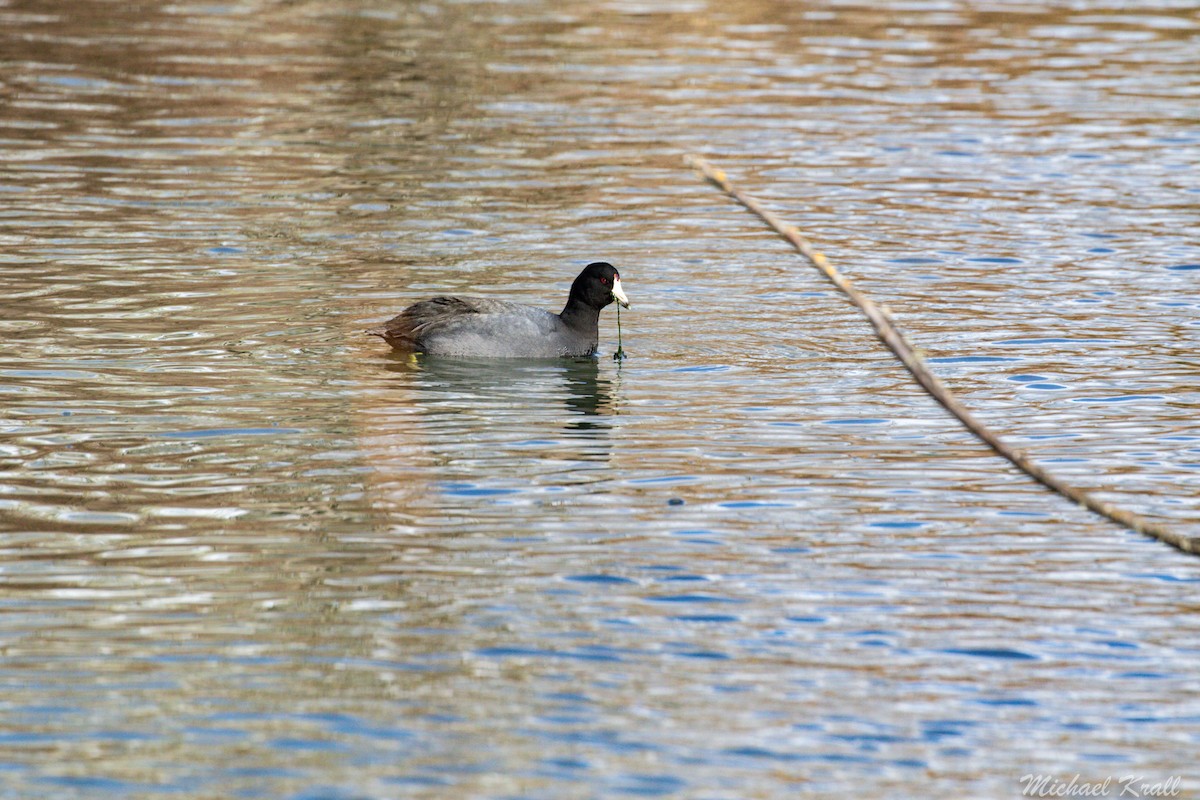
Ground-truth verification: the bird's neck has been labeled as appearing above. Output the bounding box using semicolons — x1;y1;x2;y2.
559;301;601;331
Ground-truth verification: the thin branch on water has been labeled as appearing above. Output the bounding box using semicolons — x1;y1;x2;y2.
686;154;1199;556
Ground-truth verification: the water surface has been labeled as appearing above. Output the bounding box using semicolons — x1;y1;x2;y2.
2;0;1198;796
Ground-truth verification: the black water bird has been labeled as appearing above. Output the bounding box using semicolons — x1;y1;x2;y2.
366;262;629;358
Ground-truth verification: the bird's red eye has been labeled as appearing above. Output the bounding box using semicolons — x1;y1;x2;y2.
601;277;609;285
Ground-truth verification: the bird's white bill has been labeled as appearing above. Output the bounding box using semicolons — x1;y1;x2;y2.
611;277;630;308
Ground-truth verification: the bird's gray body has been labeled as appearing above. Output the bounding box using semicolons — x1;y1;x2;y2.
366;296;600;358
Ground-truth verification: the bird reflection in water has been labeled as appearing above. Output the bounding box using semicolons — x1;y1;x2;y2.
383;354;618;446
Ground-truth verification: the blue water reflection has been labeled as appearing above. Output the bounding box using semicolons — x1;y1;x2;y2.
0;0;1198;797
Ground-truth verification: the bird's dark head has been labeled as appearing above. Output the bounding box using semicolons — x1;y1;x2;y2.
571;262;630;311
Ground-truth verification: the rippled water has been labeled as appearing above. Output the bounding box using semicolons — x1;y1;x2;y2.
2;0;1199;796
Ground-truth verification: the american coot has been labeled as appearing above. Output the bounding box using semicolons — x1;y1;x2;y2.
366;262;630;358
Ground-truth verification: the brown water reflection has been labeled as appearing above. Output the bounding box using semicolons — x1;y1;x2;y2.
1;0;1199;797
